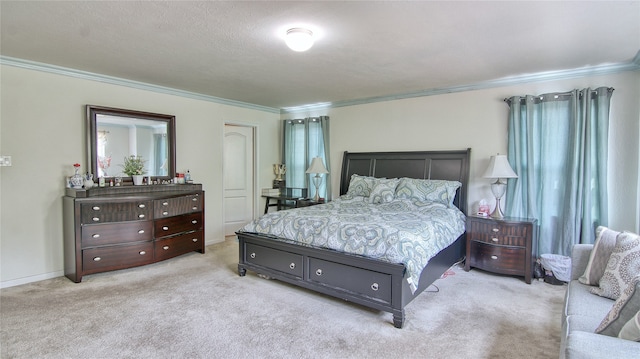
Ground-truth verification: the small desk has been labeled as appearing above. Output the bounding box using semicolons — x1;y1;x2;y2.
263;195;323;214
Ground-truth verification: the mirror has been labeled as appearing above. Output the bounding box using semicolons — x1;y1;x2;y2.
87;105;176;182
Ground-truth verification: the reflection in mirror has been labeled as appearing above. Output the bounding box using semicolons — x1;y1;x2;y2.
87;106;176;182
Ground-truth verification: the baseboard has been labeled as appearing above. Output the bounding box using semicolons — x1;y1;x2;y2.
2;242;226;289
1;270;65;289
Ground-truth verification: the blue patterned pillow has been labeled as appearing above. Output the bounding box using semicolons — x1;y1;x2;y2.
395;178;461;207
369;178;400;204
346;174;377;197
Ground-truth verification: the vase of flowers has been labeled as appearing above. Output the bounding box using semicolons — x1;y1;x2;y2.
121;155;146;185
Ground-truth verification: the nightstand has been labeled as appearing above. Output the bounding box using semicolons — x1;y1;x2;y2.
464;216;538;284
262;196;324;214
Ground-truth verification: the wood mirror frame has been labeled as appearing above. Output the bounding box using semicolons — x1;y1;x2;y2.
86;105;176;183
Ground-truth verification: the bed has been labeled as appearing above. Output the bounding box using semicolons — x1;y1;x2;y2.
237;149;470;328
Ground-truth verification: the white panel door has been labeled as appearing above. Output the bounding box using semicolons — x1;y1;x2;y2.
224;125;254;236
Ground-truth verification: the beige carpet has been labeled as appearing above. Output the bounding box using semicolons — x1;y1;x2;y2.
1;239;566;359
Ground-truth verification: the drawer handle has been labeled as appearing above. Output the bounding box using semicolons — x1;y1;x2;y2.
492;228;500;233
163;245;169;250
192;220;198;224
92;206;100;211
162;211;169;216
162;202;169;206
138;204;146;208
92;234;100;238
192;206;198;210
138;214;145;219
138;230;145;234
192;238;198;242
289;263;296;270
250;252;256;259
491;238;499;242
315;269;323;276
92;217;100;222
491;255;498;260
139;251;146;255
162;226;169;231
371;283;379;291
192;197;198;201
93;257;101;261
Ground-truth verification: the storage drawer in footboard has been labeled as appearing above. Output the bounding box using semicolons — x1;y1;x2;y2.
244;243;304;278
307;257;392;304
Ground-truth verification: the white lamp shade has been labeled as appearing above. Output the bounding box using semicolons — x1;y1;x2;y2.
483;155;518;179
306;157;329;174
285;28;314;52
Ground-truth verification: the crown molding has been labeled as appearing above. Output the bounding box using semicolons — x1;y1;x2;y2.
3;53;638;116
282;51;640;113
0;56;280;114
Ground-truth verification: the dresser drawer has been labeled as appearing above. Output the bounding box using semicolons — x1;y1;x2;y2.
468;219;529;247
154;229;204;261
468;240;525;276
244;243;304;278
308;257;392;304
154;194;203;218
81;221;153;247
82;242;153;274
81;201;152;224
154;212;203;238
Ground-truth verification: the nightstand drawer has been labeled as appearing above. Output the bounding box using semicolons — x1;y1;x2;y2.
468;240;525;276
468;220;530;246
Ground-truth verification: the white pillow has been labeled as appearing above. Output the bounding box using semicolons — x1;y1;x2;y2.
579;226;620;285
618;311;640;341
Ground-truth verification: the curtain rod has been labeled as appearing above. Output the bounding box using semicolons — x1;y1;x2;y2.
504;87;614;105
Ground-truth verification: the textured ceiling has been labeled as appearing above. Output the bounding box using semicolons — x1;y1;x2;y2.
1;1;639;110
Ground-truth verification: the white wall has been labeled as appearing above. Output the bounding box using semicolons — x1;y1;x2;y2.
2;65;638;288
286;71;640;233
0;65;281;287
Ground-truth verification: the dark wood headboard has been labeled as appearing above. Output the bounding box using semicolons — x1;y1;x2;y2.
339;149;471;214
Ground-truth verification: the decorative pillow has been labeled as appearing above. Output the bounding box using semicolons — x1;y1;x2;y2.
596;275;640;337
369;178;399;204
579;226;620;285
618;311;640;341
346;174;377;197
591;232;640;300
395;178;461;207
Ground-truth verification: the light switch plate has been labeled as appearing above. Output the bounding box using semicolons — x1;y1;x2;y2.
0;156;12;166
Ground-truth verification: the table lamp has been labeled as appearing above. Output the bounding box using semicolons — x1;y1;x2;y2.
482;154;518;219
305;157;329;202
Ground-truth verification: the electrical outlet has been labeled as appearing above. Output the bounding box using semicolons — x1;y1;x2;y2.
0;156;12;166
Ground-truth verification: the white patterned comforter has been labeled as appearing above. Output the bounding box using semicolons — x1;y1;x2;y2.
239;196;466;293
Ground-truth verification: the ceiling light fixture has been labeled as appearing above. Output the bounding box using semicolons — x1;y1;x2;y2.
285;27;314;52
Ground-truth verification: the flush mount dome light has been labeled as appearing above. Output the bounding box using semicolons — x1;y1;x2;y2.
285;28;314;52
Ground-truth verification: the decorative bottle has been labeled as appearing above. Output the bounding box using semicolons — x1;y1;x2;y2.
70;164;84;189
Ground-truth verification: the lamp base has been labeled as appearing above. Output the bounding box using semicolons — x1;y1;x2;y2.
490;198;505;219
312;175;321;202
490;179;507;219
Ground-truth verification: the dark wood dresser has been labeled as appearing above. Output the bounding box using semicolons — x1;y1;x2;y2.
464;216;538;284
63;184;205;282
